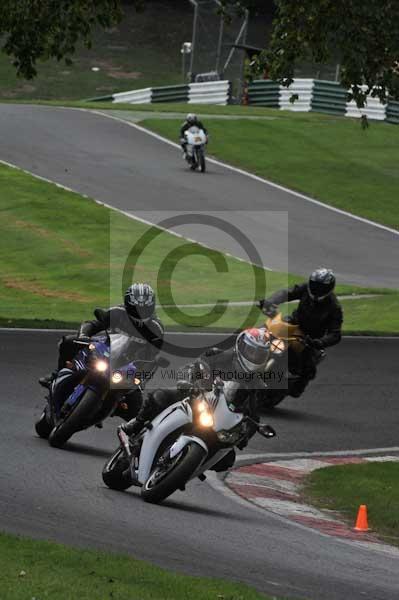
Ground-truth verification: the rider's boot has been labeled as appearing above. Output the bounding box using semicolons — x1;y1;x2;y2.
120;417;146;438
117;425;142;486
39;370;58;389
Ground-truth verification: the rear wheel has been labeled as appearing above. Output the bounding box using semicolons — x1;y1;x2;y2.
48;388;99;448
141;442;206;504
102;447;132;491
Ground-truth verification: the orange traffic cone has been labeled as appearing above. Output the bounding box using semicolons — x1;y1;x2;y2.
354;504;369;531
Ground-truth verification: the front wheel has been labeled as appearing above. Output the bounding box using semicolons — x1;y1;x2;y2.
141;442;206;504
199;149;206;173
35;407;53;439
102;447;132;491
48;388;100;448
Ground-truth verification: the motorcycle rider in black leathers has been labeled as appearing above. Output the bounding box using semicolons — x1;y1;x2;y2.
180;113;208;157
39;283;164;420
259;268;343;399
120;327;271;471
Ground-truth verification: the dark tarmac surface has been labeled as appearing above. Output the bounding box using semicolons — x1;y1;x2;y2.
1;329;398;600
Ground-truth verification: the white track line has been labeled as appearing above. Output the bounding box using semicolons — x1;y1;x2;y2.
91;108;399;238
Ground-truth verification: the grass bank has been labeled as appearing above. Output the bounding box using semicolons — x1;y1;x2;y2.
0;531;272;600
0;161;397;333
142;115;399;230
0;162;290;330
0;3;192;101
303;462;399;546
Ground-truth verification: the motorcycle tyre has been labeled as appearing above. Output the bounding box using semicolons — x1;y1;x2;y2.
48;388;99;448
102;447;133;491
141;442;206;504
35;407;53;439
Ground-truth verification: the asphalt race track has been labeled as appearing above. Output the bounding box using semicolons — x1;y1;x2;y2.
0;104;398;288
1;104;399;599
1;329;399;600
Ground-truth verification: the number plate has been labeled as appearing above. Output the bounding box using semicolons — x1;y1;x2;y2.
195;136;202;143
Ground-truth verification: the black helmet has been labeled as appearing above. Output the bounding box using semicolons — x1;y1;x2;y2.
124;283;155;323
186;113;197;124
308;268;336;301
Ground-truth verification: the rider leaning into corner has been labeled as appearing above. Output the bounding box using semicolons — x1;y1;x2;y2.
180;113;208;158
39;283;164;421
121;327;271;472
259;267;343;400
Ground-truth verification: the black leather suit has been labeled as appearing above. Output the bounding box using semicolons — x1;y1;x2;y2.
265;284;343;396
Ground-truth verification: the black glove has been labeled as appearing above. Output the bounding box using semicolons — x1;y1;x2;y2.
258;300;278;318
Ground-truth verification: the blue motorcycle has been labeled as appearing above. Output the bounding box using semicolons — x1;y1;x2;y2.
35;333;141;448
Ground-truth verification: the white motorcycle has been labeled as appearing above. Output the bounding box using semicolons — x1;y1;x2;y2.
184;126;207;172
102;381;276;504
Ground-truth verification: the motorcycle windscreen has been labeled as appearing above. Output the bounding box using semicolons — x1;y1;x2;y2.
109;333;132;369
208;390;244;432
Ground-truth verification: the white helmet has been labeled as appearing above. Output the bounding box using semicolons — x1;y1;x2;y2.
187;113;197;124
235;327;270;373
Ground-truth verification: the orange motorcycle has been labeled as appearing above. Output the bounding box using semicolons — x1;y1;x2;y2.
260;309;325;409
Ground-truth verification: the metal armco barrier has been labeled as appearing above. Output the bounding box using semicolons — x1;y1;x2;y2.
152;85;189;103
247;79;397;123
311;80;347;115
280;79;314;112
112;88;152;104
88;81;230;105
188;81;231;105
386;99;399;124
247;81;280;107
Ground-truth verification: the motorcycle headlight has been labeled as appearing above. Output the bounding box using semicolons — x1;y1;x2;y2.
196;399;214;428
112;370;123;383
198;411;214;428
95;359;108;373
270;338;286;355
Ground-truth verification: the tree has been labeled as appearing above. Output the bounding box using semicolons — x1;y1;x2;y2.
0;0;143;79
2;0;399;108
226;0;399;107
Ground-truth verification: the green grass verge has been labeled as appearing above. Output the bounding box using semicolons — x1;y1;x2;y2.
0;162;290;330
0;531;273;600
142;116;399;230
0;161;397;333
303;462;399;545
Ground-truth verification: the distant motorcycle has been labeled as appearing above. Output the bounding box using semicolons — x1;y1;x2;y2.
102;380;276;504
35;333;142;448
184;126;207;172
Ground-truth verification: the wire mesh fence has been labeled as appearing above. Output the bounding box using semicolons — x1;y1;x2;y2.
187;0;248;101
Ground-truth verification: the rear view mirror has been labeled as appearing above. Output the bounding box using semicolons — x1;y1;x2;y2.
258;424;276;439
